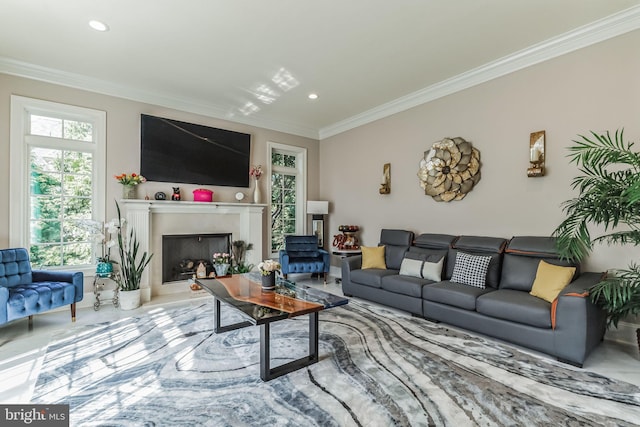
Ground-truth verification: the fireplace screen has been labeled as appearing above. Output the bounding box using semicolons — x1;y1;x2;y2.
162;233;232;283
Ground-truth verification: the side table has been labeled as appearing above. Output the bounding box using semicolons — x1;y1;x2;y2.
93;272;120;310
332;249;362;284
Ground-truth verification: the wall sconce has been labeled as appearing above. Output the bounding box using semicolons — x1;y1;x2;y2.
528;130;545;177
307;200;329;248
379;163;391;194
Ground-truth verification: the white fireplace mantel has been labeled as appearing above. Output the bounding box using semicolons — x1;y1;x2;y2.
120;200;265;302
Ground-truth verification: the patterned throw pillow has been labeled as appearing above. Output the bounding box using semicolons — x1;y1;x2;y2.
450;252;492;288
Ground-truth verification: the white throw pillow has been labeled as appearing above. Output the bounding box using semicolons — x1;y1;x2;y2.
422;257;444;282
450;252;492;288
399;258;423;278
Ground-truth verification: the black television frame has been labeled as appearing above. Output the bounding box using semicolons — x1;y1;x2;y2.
140;114;251;187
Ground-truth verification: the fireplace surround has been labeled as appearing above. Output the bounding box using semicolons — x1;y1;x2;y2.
120;200;265;302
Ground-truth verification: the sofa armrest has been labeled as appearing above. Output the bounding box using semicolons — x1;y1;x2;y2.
560;272;603;296
552;272;606;365
278;250;290;271
32;269;84;303
319;249;330;272
341;255;362;294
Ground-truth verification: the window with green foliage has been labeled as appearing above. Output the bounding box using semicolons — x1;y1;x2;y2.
10;96;106;269
269;144;306;255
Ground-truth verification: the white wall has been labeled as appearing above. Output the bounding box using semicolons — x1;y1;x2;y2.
320;30;640;275
0;74;321;263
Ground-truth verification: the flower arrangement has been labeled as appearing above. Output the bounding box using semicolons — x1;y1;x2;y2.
250;165;263;180
212;252;231;265
114;173;147;186
83;219;120;263
258;259;281;276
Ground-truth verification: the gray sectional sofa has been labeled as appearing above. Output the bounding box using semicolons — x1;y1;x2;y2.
341;229;607;367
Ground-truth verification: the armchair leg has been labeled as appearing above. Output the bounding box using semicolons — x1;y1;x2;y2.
323;272;328;285
28;315;33;331
71;302;76;322
283;274;288;279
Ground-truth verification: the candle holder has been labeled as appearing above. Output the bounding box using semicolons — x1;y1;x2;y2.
527;130;545;177
379;163;391;194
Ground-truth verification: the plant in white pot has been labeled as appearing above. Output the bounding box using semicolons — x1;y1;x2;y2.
113;201;153;310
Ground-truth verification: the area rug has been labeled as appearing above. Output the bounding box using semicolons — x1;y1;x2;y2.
32;299;640;426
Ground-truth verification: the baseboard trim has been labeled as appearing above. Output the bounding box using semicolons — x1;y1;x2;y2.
604;320;639;346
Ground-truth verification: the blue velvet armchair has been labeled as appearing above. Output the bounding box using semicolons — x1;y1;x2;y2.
0;248;83;328
279;235;330;284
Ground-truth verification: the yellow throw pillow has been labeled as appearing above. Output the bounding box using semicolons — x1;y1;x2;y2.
530;260;576;303
361;245;386;269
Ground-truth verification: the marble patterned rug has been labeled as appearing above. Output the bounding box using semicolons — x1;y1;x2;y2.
32;299;640;426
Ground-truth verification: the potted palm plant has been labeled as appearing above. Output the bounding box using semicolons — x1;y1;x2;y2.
553;129;640;349
114;201;153;310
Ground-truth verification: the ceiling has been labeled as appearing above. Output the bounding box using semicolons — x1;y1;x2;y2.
2;1;640;139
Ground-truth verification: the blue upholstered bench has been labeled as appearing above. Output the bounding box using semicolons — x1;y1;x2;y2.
0;248;83;328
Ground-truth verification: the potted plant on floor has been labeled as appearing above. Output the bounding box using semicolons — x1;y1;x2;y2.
553;129;640;350
114;201;153;310
231;240;254;273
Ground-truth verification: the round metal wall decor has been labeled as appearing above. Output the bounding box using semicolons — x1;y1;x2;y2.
417;137;481;202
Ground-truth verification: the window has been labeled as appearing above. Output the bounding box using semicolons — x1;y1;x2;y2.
268;143;306;256
10;96;106;269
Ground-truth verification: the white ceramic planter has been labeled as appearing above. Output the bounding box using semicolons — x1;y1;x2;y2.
119;289;141;310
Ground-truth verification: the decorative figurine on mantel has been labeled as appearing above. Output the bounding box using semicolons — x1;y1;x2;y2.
171;187;181;201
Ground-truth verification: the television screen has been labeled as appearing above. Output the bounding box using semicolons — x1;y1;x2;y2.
140;114;251;187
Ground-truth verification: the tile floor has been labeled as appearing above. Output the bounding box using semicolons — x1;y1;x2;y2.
1;274;639;405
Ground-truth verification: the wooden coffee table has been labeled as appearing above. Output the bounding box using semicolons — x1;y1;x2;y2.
196;273;348;381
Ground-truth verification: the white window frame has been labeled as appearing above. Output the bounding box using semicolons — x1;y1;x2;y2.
9;95;107;271
267;142;307;258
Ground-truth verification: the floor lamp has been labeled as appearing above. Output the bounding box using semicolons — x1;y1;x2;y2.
307;201;329;248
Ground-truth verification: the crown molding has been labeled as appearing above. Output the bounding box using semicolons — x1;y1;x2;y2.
0;58;319;139
319;5;640;140
2;5;639;142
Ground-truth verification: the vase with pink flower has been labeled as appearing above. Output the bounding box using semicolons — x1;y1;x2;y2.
250;165;263;204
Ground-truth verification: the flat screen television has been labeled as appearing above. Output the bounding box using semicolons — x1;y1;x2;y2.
140;114;251;187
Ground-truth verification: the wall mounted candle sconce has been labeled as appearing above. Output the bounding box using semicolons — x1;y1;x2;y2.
379;163;391;194
528;130;545;177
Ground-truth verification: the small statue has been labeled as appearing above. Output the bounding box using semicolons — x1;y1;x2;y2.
171;187;181;201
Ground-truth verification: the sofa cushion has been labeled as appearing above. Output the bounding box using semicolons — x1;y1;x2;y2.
450;252;492;288
350;268;397;289
421;257;445;282
379;229;412;270
385;245;408;271
500;255;578;291
381;274;431;298
476;289;552;328
361;246;386;269
423;281;495;311
0;248;33;288
413;233;457;249
400;252;445;281
445;236;507;287
399;257;423;278
530;260;576;303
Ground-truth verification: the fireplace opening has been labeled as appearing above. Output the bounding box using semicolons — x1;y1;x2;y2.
162;233;232;283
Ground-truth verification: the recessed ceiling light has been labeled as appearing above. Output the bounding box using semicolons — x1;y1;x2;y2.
89;20;109;32
308;93;319;100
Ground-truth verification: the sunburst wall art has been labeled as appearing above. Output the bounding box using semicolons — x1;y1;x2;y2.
417;137;481;202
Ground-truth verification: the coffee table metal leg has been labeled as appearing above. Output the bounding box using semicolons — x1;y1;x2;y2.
260;312;319;381
213;297;252;333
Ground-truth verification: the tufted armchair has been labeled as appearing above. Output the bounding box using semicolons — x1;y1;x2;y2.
0;248;83;328
279;235;330;284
